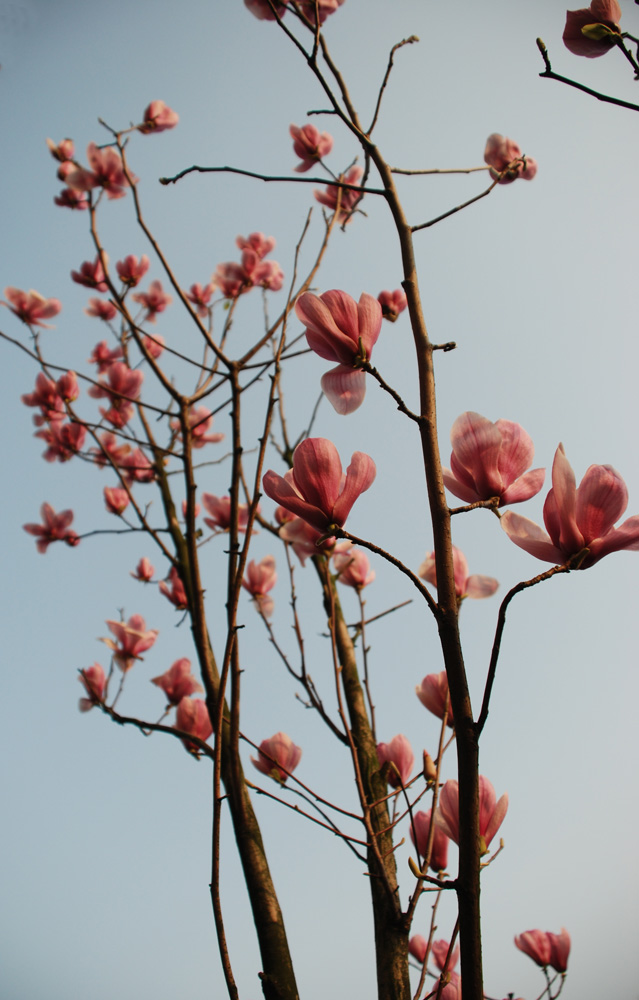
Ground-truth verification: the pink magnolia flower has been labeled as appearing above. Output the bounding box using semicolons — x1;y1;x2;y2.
201;494;252;533
235;233;276;259
90;431;131;469
47;137;75;162
132;280;172;322
85;300;118;322
88;361;144;428
21;372;66;425
181;500;201;520
437;776;508;854
35;420;86;462
298;0;346;25
315;165;363;223
278;515;336;565
295;289;382;414
3;287;62;327
418;546;498;601
332;540;375;589
290;123;334;172
244;0;287;20
443;412;545;507
376;734;414;788
54;187;89;210
263;437;376;533
67;142;130;200
101;614;158;672
186;281;216;316
501;444;639;569
141;333;165;359
171;406;225;448
484;134;537;184
563;0;621;57
56;371;79;402
119;447;156;484
78;663;106;712
515;928;571;973
152;658;203;704
159;565;188;610
138;100;179;134
23;503;79;553
87;340;123;371
214;261;249;299
410;809;450;873
251;732;302;783
431;939;460;974
71;256;109;292
242;555;277;617
131;556;155;581
435;973;462;1000
408;935;428;964
116;254;150;287
175;696;213;750
416;671;454;727
103;486;130;515
377;289;407;323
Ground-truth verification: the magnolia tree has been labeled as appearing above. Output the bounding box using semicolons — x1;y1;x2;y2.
3;2;639;999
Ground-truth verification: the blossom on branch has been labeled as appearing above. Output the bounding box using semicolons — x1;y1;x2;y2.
442;411;545;507
251;732;302;783
242;555;277;617
376;734;414;788
410;809;450;873
35;420;86;462
290;123;334;172
201;494;252;532
23;503;79;553
263;437;376;533
437;776;508;854
85;300;118;322
431;939;461;974
159;566;188;610
563;0;621;57
103;486;130;515
78;664;106;712
298;0;346;25
314;165;363;224
131;557;155;581
71;256;109;293
132;279;172;322
152;658;203;704
175;697;213;751
332;540;375;589
170;406;225;448
377;288;407;323
278;514;336;565
501;444;639;568
3;287;62;328
186;281;216;317
416;671;454;726
46;138;75;162
515;928;571;973
295;289;382;414
418;546;498;600
235;232;276;259
22;372;66;425
244;0;287;20
54;187;89;210
116;254;150;287
67;142;131;200
88;361;144;428
101;614;158;672
138;100;179;134
87;340;123;371
484;134;537;184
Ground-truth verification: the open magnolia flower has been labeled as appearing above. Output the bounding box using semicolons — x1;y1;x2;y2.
563;0;622;57
437;776;508;854
515;928;571;973
501;445;639;568
418;546;498;600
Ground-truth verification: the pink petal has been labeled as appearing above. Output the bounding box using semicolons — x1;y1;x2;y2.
495;419;535;482
465;574;499;599
501;510;565;564
550;445;583;554
332;451;376;526
585;515;639;566
292;437;342;514
442;467;482;504
295;292;357;362
320;365;366;414
356;293;383;355
575;463;627;542
500;467;545;506
450;412;503;496
262;470;327;532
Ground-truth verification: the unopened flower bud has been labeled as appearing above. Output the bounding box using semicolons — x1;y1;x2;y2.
423;751;437;783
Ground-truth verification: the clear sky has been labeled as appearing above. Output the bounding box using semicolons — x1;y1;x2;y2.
2;1;638;998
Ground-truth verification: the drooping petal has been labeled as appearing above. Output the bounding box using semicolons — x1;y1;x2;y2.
465;574;499;599
442;466;482;504
321;365;366;414
575;463;628;543
331;450;376;526
501;510;565;564
500;467;545;506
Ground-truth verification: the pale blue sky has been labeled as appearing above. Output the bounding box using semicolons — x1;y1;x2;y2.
2;1;638;998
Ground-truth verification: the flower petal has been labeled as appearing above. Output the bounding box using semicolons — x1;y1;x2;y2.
575;463;627;543
321;365;366;414
331;451;376;526
500;467;545;506
501;510;565;564
465;574;499;599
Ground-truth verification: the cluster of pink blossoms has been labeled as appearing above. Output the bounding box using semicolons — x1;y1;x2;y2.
245;0;345;25
215;233;283;298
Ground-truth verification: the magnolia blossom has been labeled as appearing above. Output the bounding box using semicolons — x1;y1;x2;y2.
201;494;252;533
410;809;450;873
138;100;179;133
152;658;203;704
54;187;89;210
101;614;158;672
377;288;407;322
71;256;109;292
242;555;277;617
332;540;375;589
244;0;287;20
501;445;639;569
175;697;213;751
264;437;375;533
408;935;428;964
376;734;414;788
186;281;216;316
22;372;67;425
159;566;188;609
87;340;123;371
119;447;156;484
443;412;545;507
23;503;79;553
416;671;454;727
88;361;144;428
431;939;460;974
515;928;571;973
132;280;172;321
170;406;224;448
295;289;382;414
131;557;155;581
47;137;75;162
418;546;498;601
67;142;130;200
563;0;621;57
103;486;130;515
278;515;335;565
215;251;283;298
290;123;334;172
35;420;86;463
235;232;276;259
141;334;165;360
3;287;62;327
78;664;106;712
90;431;131;469
484;134;537;184
298;0;346;24
85;300;118;322
116;254;150;287
251;732;302;783
437;776;508;854
315;165;363;223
